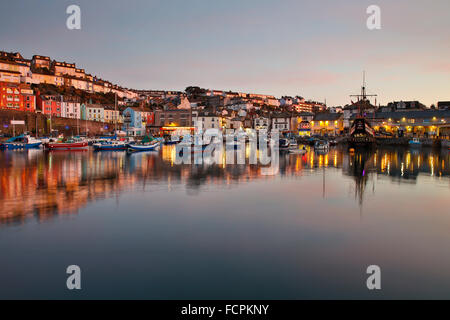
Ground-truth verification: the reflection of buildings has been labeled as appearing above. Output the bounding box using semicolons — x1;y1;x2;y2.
0;146;448;225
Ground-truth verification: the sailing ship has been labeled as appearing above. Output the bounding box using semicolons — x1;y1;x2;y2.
348;73;376;148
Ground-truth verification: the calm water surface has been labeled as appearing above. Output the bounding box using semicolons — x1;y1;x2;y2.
0;145;449;299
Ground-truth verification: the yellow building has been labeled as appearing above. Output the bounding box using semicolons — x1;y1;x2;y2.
311;113;344;136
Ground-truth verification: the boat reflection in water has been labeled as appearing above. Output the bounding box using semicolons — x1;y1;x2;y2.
0;145;448;226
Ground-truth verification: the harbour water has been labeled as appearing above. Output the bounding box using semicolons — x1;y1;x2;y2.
0;146;449;299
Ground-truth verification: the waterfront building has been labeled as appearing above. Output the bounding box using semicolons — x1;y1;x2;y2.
104;107;120;124
153;109;193;136
385;101;427;112
311;113;344;136
192;112;221;131
357;110;450;137
122;107;146;136
36;94;62;117
85;104;105;122
61;98;81;119
292;112;314;136
254;116;270;131
271;113;291;132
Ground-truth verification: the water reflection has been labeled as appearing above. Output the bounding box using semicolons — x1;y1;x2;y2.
0;146;448;225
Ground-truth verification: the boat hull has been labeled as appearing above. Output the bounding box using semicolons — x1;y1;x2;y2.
93;143;127;151
127;143;160;152
46;142;89;150
0;142;42;150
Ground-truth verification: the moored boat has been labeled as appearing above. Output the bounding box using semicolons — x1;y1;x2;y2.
348;73;377;149
127;141;160;152
409;138;422;147
93;140;128;151
0;135;42;150
314;140;330;152
45;137;89;151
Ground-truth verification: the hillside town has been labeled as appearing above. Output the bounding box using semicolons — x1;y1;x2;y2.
1;50;449;140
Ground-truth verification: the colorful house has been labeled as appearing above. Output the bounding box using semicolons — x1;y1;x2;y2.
122;107;145;136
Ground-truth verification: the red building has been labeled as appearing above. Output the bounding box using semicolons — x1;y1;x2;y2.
36;94;62;117
0;81;36;112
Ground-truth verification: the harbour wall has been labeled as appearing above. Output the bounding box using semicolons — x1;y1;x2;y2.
0;110;113;136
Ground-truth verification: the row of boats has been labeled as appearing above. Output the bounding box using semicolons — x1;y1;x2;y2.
0;134;162;152
1;133;339;155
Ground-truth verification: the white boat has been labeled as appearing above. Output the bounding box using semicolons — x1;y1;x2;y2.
314;140;330;152
289;138;298;147
409;138;422;147
93;140;128;151
127;140;160;152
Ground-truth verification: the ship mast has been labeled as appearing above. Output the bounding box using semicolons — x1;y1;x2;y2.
350;71;377;116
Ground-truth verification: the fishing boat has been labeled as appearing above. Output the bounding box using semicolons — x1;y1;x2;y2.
45;137;89;151
0;135;42;150
93;140;128;151
127;135;161;152
408;138;422;147
127;141;160;152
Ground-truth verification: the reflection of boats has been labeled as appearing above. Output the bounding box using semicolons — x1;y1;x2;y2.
0;135;42;150
409;138;422;147
45;137;88;151
289;146;307;155
279;138;290;151
93;140;127;151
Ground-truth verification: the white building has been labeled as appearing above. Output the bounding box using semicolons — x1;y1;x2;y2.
271;115;291;131
86;104;105;122
61;101;81;119
254;117;270;130
193;113;221;131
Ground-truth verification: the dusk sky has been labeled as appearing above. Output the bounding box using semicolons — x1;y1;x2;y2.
1;0;449;106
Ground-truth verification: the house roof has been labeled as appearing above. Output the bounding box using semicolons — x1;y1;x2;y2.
350;110;450;120
313;113;343;121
